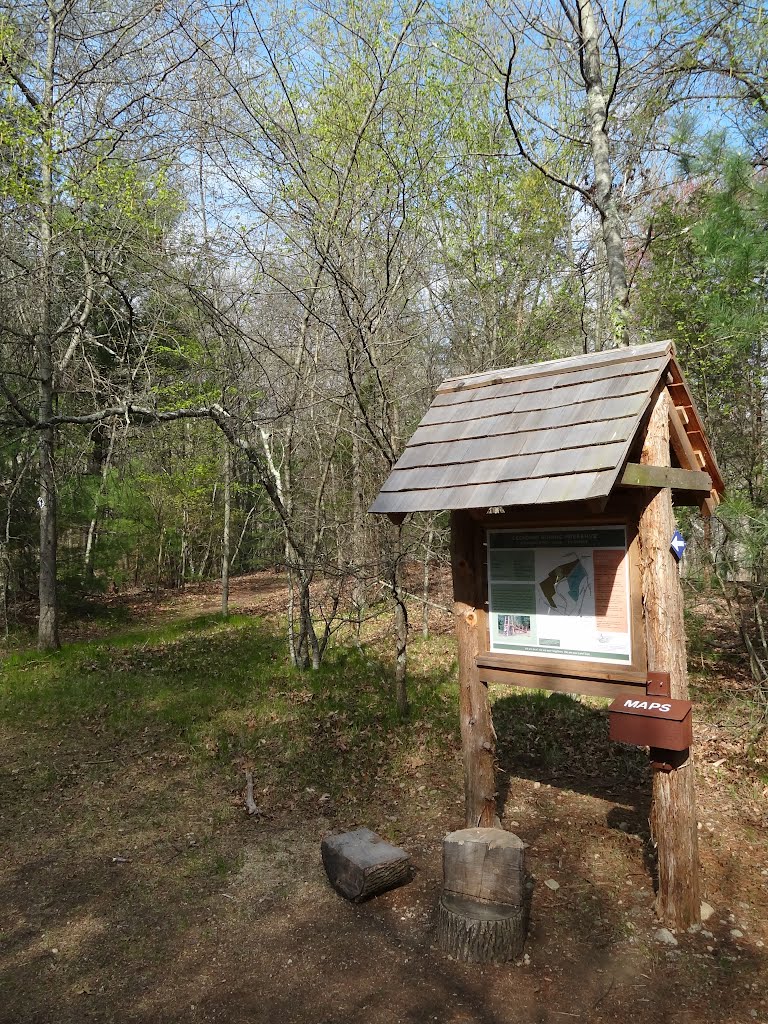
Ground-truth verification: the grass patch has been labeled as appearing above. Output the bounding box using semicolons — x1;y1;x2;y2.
0;613;460;805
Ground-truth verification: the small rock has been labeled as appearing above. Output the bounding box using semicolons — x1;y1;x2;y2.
544;879;560;891
688;923;701;934
706;945;714;953
656;928;678;946
700;902;715;922
702;930;714;939
731;929;744;939
533;782;541;790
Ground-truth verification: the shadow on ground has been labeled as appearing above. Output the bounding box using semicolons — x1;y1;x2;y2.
1;615;766;1023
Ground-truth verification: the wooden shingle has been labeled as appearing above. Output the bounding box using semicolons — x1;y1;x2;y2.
369;341;724;516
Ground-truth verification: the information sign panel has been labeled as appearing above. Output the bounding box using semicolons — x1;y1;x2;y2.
487;526;632;665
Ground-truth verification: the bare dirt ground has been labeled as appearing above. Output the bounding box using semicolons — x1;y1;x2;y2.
2;573;767;1024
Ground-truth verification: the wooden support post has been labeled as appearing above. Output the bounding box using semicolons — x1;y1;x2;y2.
450;511;499;828
638;389;700;929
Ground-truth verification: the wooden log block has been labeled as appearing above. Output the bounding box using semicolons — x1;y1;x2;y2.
443;827;525;907
436;893;527;963
321;828;411;902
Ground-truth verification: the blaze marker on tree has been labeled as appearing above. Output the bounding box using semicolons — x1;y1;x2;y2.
670;530;687;560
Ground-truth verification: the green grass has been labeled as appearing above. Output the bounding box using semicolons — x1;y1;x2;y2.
2;596;762;813
0;613;461;802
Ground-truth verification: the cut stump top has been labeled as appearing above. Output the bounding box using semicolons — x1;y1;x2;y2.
443;827;526;907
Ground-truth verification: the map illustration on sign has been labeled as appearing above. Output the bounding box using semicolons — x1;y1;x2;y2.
487;527;631;664
539;557;588;610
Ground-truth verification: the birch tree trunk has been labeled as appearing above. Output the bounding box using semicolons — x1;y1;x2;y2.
577;0;630;343
221;441;231;618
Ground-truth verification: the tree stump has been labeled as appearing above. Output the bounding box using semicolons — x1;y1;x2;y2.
437;827;528;963
321;828;411;902
436;893;527;963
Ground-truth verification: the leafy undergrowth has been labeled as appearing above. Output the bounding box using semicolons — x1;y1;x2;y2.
1;578;767;1024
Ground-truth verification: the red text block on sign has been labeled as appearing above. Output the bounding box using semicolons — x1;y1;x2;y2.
593;548;628;634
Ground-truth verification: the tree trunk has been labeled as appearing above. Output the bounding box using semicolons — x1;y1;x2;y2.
422;525;434;638
393;585;409;717
351;426;367;638
321;827;411;902
84;423;118;577
577;0;630;344
221;441;231;618
286;552;321;671
638;388;700;929
0;541;10;639
450;510;498;828
231;505;256;570
155;529;164;593
180;508;189;588
436;894;527;963
36;6;59;651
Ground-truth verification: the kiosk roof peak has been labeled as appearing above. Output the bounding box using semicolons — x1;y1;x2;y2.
370;340;723;517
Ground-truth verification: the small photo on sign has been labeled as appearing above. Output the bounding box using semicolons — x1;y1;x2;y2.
498;614;531;638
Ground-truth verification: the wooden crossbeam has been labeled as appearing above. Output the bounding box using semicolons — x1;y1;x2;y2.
668;403;700;470
621;463;712;492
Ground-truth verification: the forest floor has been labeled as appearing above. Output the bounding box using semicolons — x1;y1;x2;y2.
1;571;767;1024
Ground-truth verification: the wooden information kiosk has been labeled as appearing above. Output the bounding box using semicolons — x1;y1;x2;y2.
371;340;724;929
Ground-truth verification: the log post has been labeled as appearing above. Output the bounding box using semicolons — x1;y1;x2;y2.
450;511;498;828
638;388;700;929
437;828;527;963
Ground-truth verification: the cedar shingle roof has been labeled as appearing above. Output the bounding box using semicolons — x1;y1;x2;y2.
370;341;723;515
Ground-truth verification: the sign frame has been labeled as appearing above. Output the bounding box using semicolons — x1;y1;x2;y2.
473;500;648;700
486;524;633;666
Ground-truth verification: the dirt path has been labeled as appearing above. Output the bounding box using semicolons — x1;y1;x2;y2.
1;575;766;1023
